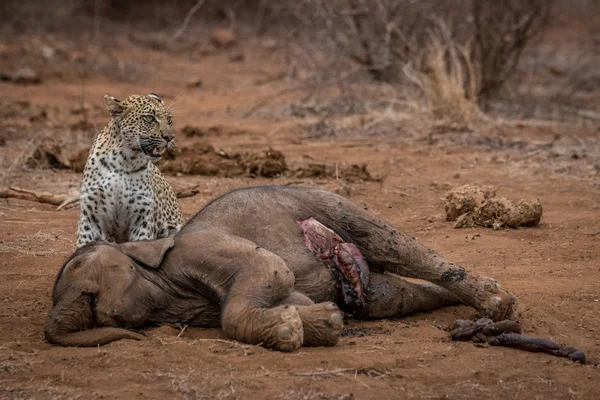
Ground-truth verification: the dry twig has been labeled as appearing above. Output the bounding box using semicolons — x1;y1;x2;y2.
169;0;209;43
176;324;188;339
176;185;201;199
292;367;388;378
242;69;361;118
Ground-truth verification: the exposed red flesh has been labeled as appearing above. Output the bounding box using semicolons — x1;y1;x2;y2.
333;242;370;307
298;218;341;260
298;218;370;308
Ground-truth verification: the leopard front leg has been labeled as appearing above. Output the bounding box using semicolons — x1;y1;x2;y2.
76;211;102;248
76;191;103;248
128;200;157;242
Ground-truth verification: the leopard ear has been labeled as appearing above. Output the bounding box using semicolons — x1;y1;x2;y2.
118;236;175;269
147;93;163;104
104;94;127;118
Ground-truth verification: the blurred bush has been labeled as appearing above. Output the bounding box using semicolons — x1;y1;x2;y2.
1;0;597;122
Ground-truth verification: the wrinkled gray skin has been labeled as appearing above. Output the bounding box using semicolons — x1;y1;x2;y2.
46;186;517;351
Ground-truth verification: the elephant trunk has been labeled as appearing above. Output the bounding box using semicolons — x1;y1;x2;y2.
45;327;145;347
44;282;145;347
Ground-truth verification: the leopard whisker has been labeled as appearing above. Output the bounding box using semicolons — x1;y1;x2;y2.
167;92;183;113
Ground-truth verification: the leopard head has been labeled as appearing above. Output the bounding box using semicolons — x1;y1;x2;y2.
103;93;174;160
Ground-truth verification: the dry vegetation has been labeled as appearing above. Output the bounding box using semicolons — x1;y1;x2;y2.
237;0;575;125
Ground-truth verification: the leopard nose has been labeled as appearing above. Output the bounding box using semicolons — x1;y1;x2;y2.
162;132;174;143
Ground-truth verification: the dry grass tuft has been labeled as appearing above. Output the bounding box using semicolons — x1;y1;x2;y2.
403;20;486;126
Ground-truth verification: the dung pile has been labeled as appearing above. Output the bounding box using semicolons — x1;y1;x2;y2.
443;184;497;221
22;139;379;183
161;145;287;178
293;163;379;182
161;144;379;182
25;140;88;172
443;185;542;229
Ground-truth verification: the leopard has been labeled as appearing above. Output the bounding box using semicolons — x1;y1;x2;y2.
76;93;183;249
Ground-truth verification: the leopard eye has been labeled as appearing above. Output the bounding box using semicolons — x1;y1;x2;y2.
143;115;156;123
167;116;173;126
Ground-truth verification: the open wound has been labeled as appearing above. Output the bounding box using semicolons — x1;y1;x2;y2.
298;218;370;309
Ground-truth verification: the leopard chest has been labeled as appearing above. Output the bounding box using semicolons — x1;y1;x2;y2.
81;161;155;242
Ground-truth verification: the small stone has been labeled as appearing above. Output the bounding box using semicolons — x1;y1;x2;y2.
12;66;41;84
211;28;235;48
186;78;203;89
41;45;56;61
260;38;278;49
229;52;245;62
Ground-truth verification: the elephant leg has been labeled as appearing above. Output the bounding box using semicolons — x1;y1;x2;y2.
339;215;517;321
281;292;344;347
354;273;460;320
298;208;516;321
220;255;305;352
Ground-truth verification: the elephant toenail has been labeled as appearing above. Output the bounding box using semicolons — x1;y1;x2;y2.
329;331;340;343
279;326;292;340
329;313;343;327
279;342;297;352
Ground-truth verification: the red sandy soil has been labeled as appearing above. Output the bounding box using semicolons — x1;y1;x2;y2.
1;25;599;399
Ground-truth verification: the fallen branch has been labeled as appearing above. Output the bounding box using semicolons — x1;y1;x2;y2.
57;195;80;211
0;187;71;206
1;185;201;211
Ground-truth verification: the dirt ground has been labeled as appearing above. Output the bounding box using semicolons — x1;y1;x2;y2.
1;10;600;400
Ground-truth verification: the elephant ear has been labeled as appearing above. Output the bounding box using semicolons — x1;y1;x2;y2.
118;236;175;268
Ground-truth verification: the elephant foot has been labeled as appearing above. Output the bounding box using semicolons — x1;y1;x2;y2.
296;302;344;347
261;305;304;352
476;278;518;321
